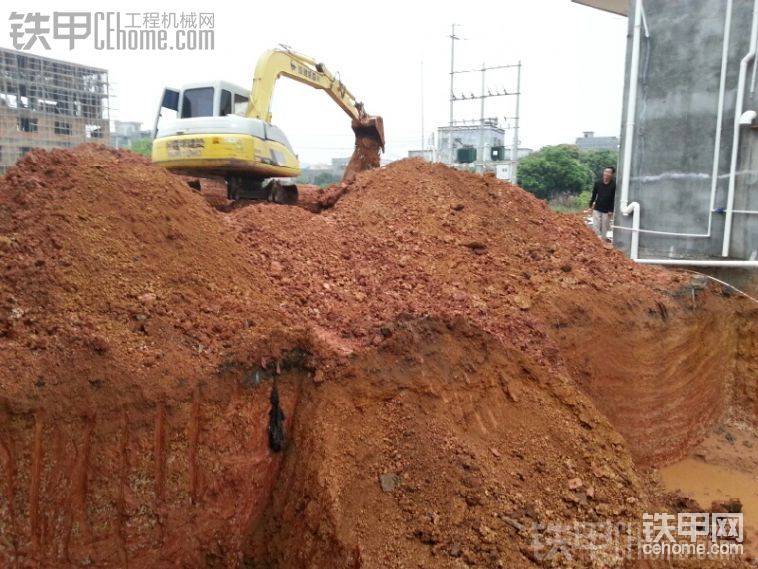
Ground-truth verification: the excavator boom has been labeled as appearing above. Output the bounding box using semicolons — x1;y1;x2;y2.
246;48;385;153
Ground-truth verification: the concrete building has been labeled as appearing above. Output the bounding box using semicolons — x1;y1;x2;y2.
575;131;619;152
0;47;110;174
575;0;757;278
433;122;526;181
111;120;150;150
437;122;505;164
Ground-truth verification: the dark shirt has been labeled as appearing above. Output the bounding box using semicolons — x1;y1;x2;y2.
590;179;616;213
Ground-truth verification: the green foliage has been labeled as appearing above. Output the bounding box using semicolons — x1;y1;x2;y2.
517;145;593;200
549;189;592;213
130;138;153;157
578;149;619;182
313;171;341;187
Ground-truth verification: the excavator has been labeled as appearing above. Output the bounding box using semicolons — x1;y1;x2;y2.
151;47;385;202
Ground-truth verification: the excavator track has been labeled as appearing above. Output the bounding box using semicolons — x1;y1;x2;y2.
226;176;298;204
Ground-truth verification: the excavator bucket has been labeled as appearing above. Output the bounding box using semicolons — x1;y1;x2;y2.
352;115;385;151
343;115;385;183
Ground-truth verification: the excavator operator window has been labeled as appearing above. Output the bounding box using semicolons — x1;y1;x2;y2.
220;89;232;116
233;94;248;115
181;87;214;118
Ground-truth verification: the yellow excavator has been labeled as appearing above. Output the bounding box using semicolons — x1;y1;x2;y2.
151;47;385;202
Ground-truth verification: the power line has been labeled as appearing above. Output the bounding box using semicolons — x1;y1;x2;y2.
445;29;522;181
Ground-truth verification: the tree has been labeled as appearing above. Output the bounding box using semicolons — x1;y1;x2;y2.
517;145;593;200
130;138;152;157
578;149;619;182
313;171;340;187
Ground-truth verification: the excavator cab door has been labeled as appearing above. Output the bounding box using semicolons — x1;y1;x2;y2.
152;88;179;139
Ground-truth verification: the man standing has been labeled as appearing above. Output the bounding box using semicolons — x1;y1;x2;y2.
589;167;616;241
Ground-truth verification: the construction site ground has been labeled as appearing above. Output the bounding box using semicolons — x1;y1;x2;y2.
0;145;755;567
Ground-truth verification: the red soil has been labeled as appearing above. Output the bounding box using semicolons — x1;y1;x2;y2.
0;146;752;567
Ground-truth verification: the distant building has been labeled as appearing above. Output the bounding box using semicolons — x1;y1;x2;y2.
111;120;151;150
437;122;505;164
297;157;349;184
0;47;110;174
575;131;619;152
408;149;434;161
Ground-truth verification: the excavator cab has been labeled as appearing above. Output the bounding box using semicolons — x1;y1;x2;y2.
151;81;300;185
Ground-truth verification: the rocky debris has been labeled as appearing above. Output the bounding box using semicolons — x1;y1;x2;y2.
379;473;401;492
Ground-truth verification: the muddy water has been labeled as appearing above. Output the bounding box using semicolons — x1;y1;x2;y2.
660;458;758;555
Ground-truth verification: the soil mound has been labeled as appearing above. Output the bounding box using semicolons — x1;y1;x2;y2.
0;145;308;565
0;145;293;406
229;158;741;465
0;147;750;567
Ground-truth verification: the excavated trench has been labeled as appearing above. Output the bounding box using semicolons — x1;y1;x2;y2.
536;287;745;467
0;308;753;567
0;146;755;567
0;353;312;566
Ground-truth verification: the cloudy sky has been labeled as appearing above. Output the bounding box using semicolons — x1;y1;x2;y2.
2;1;628;165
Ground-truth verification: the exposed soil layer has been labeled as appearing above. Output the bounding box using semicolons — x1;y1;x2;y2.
0;146;753;567
249;318;649;568
227;160;745;465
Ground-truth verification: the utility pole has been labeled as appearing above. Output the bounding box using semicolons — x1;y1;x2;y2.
510;61;522;184
421;59;425;154
449;24;459;164
479;63;486;172
445;26;521;175
451;63;518;172
449;24;458;126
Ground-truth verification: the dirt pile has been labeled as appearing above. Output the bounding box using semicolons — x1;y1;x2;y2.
251;318;650;568
0;146;309;566
0;147;751;567
228;159;741;465
0;145;298;405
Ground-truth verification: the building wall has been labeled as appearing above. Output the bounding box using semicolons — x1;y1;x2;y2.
0;48;110;174
614;0;757;262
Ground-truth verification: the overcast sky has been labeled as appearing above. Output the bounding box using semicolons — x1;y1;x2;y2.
2;1;628;165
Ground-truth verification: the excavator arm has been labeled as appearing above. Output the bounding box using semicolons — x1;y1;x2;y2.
247;49;363;124
245;48;384;181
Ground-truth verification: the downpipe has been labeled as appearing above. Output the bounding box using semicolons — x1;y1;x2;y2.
619;0;647;260
618;0;758;267
722;0;758;257
615;0;732;243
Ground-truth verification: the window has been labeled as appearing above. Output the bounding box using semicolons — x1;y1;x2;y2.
161;88;179;111
0;94;17;108
18;117;38;132
54;121;71;135
181;87;214;118
220;89;232;116
233;93;249;115
86;124;103;139
19;147;32;157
